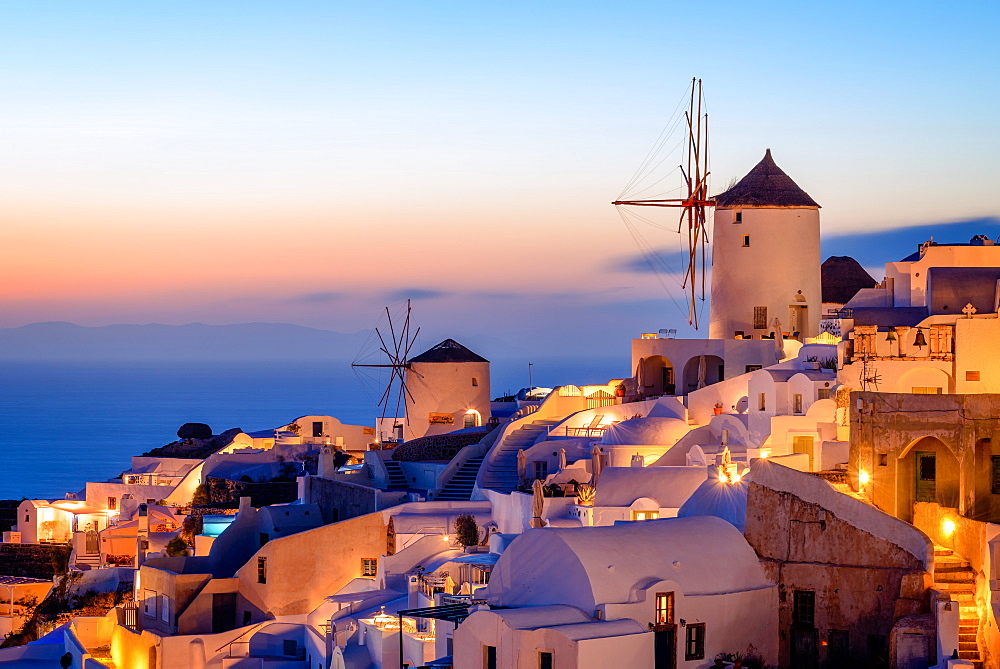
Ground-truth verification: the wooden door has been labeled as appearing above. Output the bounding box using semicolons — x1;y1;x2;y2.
654;628;676;669
793;436;815;470
915;451;936;502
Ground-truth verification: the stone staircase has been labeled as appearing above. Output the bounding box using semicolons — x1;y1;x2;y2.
933;544;982;667
75;553;102;570
383;460;409;489
481;420;559;493
435;455;485;501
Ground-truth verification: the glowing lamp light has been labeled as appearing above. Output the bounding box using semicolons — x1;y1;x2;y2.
858;470;870;486
718;473;727;483
943;519;956;536
442;535;450;542
759;449;770;459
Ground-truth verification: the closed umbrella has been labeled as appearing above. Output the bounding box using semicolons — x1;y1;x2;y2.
530;479;545;528
558;448;567;471
696;354;707;389
591;444;603;485
771;317;785;360
517;449;527;482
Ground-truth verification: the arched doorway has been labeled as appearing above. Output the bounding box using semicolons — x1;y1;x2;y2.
464;410;482;429
682;355;725;393
896;436;959;522
638;356;675;397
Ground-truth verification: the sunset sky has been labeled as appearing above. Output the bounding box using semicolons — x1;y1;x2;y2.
3;1;999;351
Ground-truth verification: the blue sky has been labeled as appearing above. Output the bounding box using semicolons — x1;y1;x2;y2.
2;1;998;354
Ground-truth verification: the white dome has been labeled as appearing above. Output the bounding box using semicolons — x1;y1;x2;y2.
599;417;689;446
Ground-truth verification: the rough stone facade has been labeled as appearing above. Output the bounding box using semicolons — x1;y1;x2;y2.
301;476;406;524
0;543;72;578
745;477;930;668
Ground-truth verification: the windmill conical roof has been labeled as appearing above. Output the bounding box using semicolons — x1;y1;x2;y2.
714;149;820;208
821;255;877;304
409;338;489;363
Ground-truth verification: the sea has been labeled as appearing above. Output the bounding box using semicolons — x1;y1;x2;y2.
0;356;625;500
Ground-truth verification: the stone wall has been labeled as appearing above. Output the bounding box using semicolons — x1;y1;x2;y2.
745;462;932;668
302;476;406;524
0;543;71;579
205;477;297;507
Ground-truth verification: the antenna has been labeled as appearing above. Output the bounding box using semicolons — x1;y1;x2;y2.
352;300;421;440
613;78;713;329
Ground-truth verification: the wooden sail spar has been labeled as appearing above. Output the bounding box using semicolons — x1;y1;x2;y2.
351;300;420;430
613;78;713;329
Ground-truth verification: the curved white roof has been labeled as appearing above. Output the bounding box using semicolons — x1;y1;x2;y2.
593;467;706;508
486;516;771;612
599;417;689;446
677;478;749;531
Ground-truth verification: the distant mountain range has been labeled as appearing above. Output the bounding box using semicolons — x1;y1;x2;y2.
0;322;530;362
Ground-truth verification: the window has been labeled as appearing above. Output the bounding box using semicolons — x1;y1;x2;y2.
734;211;742;224
312;421;323;437
160;595;169;622
257;556;267;584
753;306;768;329
742;235;751;247
631;510;659;521
655;592;674;625
919;456;936;481
967;370;981;381
991;456;1000;494
758;393;766;412
361;558;378;577
108;497;117;511
793;590;815;626
685;622;705;660
911;387;943;394
817;388;831;400
533;460;548;480
538;651;553;669
793;394;803;414
484;645;497;669
472;377;479;386
143;589;157;617
745;364;762;373
879;453;888;467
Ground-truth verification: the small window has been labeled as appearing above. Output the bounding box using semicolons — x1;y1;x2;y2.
911;387;943;394
257;556;267;584
967;371;981;381
685;623;705;661
745;364;762;373
753;306;768;329
742;235;750;247
484;645;497;669
734;211;742;224
160;595;169;622
817;388;831;400
361;558;378;577
538;651;553;669
631;510;659;521
878;453;888;467
143;589;157;617
472;377;479;386
991;456;1000;494
312;421;323;437
655;592;674;625
758;393;767;412
108;497;117;511
793;590;815;626
793;394;803;414
533;460;548;480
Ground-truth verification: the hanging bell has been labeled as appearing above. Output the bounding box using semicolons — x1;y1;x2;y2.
885;329;897;342
913;328;927;348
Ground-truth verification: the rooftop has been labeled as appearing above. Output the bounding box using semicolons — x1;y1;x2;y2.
409;338;489;364
714;149;820;208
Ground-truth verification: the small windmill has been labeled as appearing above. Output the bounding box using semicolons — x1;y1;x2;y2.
613;78;713;329
352;300;420;440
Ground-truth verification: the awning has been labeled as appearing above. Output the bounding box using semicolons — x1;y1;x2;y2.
397;604;474;624
0;575;51;586
447;553;500;566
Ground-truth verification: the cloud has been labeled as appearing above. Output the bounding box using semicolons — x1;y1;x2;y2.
822;216;1000;267
383;288;451;301
296;291;343;304
610;247;691;274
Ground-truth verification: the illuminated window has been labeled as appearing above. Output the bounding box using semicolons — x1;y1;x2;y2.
631;510;659;521
967;371;981;381
758;393;766;412
472;377;479;386
685;623;705;660
257;556;267;584
107;497;117;511
361;558;378;577
753;306;767;329
911;387;943;394
654;592;674;625
793;394;803;414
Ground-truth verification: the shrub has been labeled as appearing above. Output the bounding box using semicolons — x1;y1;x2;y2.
164;537;189;557
453;514;479;547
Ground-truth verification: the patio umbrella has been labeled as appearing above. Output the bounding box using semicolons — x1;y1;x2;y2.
591;444;603;485
772;317;785;360
517;449;527;482
696;354;707;389
558;448;567;471
530;479;545;528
